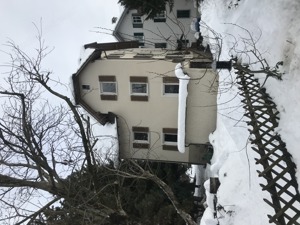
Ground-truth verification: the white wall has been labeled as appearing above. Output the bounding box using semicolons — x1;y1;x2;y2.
116;0;198;49
77;49;217;163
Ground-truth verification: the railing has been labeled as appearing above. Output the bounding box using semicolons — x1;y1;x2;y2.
237;71;300;225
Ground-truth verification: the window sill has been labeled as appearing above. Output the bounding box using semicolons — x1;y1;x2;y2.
131;95;148;101
133;143;149;149
163;145;178;151
101;95;118;101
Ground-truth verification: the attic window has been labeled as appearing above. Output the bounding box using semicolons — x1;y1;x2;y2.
81;85;90;90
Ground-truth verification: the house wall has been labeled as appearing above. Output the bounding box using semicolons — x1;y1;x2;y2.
116;0;198;49
77;49;217;164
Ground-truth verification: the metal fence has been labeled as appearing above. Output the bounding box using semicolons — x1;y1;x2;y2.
237;71;300;225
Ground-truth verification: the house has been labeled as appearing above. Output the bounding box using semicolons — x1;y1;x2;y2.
113;0;199;49
72;41;217;164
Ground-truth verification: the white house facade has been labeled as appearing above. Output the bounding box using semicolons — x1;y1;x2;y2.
113;0;198;49
72;41;217;165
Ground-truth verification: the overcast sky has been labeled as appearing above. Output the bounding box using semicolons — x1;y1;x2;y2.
0;0;122;86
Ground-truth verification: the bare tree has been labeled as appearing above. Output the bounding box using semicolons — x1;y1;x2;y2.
0;31;197;225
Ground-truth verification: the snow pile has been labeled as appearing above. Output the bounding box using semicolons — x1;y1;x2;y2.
175;63;190;153
197;0;300;224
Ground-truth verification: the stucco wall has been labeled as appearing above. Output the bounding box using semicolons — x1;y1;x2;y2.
77;50;217;164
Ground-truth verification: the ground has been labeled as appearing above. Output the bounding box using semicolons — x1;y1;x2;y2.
195;0;300;225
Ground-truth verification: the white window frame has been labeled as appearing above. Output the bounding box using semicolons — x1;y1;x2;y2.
130;82;148;96
163;83;179;95
100;81;117;95
132;15;142;25
163;133;178;146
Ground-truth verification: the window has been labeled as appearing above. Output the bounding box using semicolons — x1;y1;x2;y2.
154;11;166;22
164;84;179;94
132;15;143;28
99;76;117;100
130;76;148;101
177;10;190;18
81;85;90;90
164;133;178;143
132;127;149;148
155;43;167;48
134;33;145;46
100;82;116;94
163;77;179;95
162;128;178;150
131;83;148;94
134;132;149;142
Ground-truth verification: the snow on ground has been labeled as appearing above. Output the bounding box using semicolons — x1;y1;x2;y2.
197;0;300;224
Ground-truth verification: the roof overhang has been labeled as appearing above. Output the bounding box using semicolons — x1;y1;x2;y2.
113;7;129;42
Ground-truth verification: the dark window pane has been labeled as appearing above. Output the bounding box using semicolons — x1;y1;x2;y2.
82;85;90;90
177;10;190;18
134;132;148;141
101;82;116;93
164;134;177;142
164;84;179;94
155;43;167;48
132;83;147;93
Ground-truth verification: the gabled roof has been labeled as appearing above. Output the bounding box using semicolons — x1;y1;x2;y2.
113;7;129;42
72;41;139;125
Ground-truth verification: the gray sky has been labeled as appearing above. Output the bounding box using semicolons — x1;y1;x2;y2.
0;0;122;86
